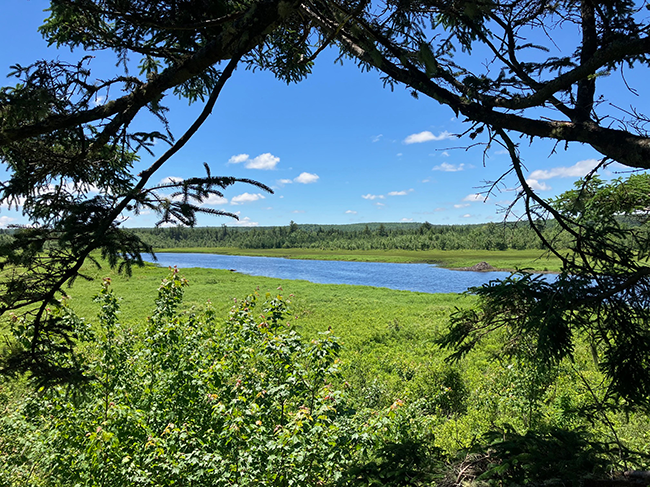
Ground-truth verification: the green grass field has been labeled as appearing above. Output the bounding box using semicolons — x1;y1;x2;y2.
58;250;557;410
64;261;476;405
67;262;469;348
3;258;649;479
154;247;565;272
62;263;649;456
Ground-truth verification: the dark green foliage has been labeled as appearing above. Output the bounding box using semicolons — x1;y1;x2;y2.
344;439;443;486
0;0;313;381
416;367;469;417
39;0;315;87
469;428;620;486
441;175;650;410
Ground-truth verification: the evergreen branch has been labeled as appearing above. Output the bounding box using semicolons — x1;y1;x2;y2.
0;0;301;146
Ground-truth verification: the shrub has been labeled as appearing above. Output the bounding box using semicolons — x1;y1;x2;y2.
0;269;446;486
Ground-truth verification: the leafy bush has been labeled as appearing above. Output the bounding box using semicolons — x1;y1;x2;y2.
342;401;444;486
2;269;439;486
3;269;644;486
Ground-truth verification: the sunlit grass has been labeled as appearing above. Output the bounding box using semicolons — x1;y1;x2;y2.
66;261;469;341
64;262;474;408
4;259;646;460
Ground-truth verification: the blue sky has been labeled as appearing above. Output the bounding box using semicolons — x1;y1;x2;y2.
0;1;643;228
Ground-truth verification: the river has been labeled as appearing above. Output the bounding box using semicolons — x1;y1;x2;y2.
147;253;520;294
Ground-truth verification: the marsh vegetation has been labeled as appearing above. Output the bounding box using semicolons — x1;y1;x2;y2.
2;263;648;485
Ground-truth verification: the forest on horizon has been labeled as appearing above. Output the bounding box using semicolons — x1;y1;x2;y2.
128;220;561;251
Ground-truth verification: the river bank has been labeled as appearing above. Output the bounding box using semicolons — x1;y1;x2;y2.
146;252;524;294
154;247;564;272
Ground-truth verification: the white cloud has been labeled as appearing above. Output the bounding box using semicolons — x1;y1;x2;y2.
200;194;228;206
248;153;280;170
362;194;385;200
92;95;105;107
463;214;472;218
372;134;383;143
454;203;470;208
231;193;265;205
277;178;293;185
400;218;413;222
463;193;486;202
228;154;250;164
345;210;357;214
229;153;280;170
160;176;183;185
526;179;551;191
388;189;414;196
292;210;306;214
0;216;16;227
433;162;464;172
234;216;259;227
404;130;454;144
422;178;431;183
440;151;450;157
0;196;25;209
375;202;385;207
529;159;599;181
396;153;403;157
294;172;319;184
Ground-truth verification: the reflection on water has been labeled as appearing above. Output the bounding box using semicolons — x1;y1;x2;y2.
148;253;521;294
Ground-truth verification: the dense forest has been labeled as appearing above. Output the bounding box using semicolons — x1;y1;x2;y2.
130;221;563;251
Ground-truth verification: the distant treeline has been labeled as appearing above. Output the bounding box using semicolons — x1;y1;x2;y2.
130;221;569;251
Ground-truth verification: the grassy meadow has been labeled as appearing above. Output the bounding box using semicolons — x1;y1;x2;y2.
62;261;649;455
65;261;474;409
2;257;649;484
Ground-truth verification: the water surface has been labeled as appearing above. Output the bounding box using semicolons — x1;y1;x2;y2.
148;253;516;294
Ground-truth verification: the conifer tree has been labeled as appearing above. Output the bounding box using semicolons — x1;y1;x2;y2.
3;0;650;403
0;0;314;381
